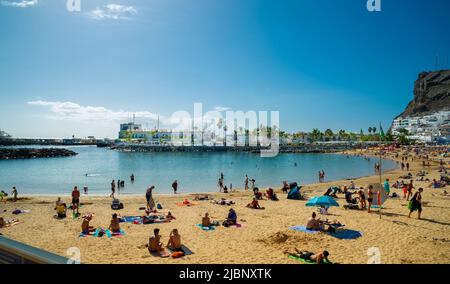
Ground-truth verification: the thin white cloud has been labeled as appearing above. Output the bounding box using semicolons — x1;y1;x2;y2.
27;100;193;130
88;4;137;20
213;106;230;112
1;0;37;8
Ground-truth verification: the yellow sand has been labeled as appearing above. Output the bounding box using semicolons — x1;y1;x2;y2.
1;147;449;264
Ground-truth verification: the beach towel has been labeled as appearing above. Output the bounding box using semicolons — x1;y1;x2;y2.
288;255;332;264
196;224;216;231
106;229;126;238
327;229;362;240
288;226;319;234
229;223;244;228
120;216;143;223
167;245;194;256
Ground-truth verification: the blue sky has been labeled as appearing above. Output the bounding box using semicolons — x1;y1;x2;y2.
0;0;449;138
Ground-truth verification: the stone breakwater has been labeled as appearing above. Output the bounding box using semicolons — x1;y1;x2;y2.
0;148;78;160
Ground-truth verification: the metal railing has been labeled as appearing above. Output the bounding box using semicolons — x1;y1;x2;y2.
0;236;70;264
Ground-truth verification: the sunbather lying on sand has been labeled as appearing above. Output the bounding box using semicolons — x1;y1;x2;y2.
246;198;265;209
0;217;21;228
109;213;121;233
81;214;95;235
193;194;210;201
288;248;331;264
212;198;234;206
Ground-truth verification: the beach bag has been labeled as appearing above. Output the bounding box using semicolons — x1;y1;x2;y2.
171;251;185;258
111;199;124;210
407;200;413;211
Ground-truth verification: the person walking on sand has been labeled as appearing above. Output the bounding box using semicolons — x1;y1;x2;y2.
130;174;135;183
71;186;80;215
406;162;410;171
408;188;423;219
406;180;414;201
172;180;178;194
110;180;116;198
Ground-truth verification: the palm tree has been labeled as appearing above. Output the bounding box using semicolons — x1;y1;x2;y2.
325;129;334;141
245;129;250;147
217;118;223;145
223;125;228;147
311;129;323;142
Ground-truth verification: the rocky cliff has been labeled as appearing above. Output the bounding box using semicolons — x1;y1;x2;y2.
397;70;450;118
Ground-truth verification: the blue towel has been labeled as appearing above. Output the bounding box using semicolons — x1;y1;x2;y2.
328;229;362;240
288;226;319;234
120;216;142;223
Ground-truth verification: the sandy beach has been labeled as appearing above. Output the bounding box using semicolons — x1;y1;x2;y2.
1;148;449;264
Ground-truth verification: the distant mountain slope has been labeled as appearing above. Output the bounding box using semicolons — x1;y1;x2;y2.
397;70;450;118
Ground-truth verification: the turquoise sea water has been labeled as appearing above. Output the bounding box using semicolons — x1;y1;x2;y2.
0;146;397;195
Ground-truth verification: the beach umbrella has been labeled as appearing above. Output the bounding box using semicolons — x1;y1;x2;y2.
305;196;340;207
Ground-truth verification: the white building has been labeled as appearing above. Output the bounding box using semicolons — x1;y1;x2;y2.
391;111;450;142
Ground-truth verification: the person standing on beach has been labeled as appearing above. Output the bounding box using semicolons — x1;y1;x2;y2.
244;175;249;190
71;186;80;215
172;180;178;194
408;188;423;219
110;180;116;198
11;187;18;202
401;162;405;171
384;179;390;195
406;162;410;171
130;174;135;183
218;178;224;192
146;186;155;210
367;185;374;213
